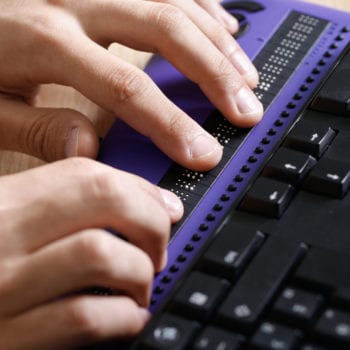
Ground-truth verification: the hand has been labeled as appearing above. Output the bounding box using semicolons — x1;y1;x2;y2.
0;0;263;172
0;157;183;349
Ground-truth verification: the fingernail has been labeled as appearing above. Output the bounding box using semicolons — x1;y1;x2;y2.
236;87;263;116
138;307;151;323
190;133;222;160
160;189;184;219
65;127;79;157
230;50;258;80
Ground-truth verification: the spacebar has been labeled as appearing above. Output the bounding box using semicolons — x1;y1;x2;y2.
215;235;308;333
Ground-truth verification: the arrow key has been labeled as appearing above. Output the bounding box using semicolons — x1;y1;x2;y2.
263;147;317;187
239;177;296;218
284;120;336;159
303;157;350;198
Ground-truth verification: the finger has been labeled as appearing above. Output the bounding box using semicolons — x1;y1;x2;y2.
1;230;154;315
0;96;99;162
153;0;259;88
65;1;262;122
60;39;224;170
0;296;149;349
0;158;178;270
194;0;239;34
45;1;262;170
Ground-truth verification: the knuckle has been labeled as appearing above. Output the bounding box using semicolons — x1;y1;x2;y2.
112;244;154;288
30;14;65;47
213;56;245;91
166;111;189;140
87;168;124;205
151;4;188;34
60;157;98;175
132;251;154;285
73;231;113;276
215;55;235;80
63;158;122;204
65;298;104;340
108;69;148;106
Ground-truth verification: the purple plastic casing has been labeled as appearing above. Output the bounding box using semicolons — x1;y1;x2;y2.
98;0;350;312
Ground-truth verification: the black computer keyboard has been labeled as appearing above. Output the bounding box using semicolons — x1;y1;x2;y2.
137;105;350;350
136;106;350;350
96;1;350;349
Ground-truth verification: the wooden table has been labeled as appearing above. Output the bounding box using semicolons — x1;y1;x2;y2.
0;0;349;175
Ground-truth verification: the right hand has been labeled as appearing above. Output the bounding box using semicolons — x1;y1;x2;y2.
0;157;183;349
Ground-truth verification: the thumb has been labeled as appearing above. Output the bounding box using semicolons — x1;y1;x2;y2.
0;96;99;162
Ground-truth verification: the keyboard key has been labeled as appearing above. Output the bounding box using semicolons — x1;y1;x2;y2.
284;121;336;158
310;48;350;116
303;158;350;198
239;177;296;218
234;21;250;39
139;314;199;350
300;345;328;350
198;223;266;281
325;135;350;164
272;287;324;327
216;237;307;332
170;271;230;321
250;322;302;350
192;326;244;350
314;308;350;346
294;246;350;293
263;147;317;186
334;288;350;309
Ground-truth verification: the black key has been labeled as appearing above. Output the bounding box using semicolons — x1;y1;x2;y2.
272;287;324;327
171;271;230;321
303;158;350;198
192;326;244;350
139;314;199;350
234;22;250;39
239;177;296;218
263;148;317;186
311;48;350;116
222;1;265;12
284;120;336;158
216;237;307;332
250;322;302;350
334;288;350;309
325;135;350;164
231;13;246;22
198;223;266;281
314;308;350;346
300;344;328;350
294;246;350;293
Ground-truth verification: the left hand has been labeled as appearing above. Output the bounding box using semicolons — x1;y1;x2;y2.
0;0;262;171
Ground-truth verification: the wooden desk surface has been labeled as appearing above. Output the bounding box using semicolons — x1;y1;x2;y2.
1;0;349;175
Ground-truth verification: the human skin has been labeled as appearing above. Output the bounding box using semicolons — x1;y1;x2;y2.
0;0;263;348
0;157;184;349
0;0;263;172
